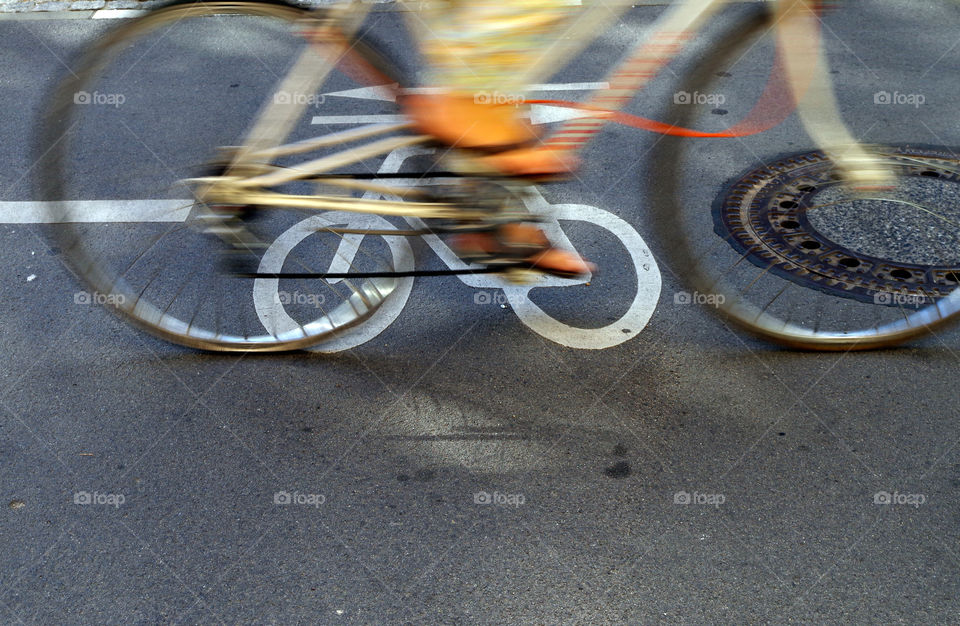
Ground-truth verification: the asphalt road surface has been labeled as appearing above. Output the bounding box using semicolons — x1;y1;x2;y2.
2;3;960;623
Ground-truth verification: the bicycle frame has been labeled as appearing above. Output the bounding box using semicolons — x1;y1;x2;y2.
199;0;894;215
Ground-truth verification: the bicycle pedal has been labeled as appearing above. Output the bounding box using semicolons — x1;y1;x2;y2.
501;266;540;284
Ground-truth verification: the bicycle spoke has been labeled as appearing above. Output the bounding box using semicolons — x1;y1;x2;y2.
754;283;790;322
111;223;185;288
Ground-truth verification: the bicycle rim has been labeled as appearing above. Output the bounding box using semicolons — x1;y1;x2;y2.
39;1;413;351
650;3;960;350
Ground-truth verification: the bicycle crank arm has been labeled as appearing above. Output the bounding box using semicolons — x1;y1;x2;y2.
201;188;486;220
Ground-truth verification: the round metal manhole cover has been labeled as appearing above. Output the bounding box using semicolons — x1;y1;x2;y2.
714;147;960;306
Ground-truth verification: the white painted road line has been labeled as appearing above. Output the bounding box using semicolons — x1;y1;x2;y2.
528;82;608;91
400;83;608;96
0;200;192;223
317;82;610;111
322;84;399;102
312;82;609;125
91;9;147;19
528;104;598;125
311;114;407;125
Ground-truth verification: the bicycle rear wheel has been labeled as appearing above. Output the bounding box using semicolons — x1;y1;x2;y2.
39;1;414;351
651;2;960;350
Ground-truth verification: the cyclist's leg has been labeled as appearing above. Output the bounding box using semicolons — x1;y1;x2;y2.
403;1;576;168
403;1;596;275
450;222;596;277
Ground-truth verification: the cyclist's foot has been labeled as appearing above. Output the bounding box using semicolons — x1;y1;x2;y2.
402;93;580;177
403;93;539;151
452;222;594;278
478;146;580;177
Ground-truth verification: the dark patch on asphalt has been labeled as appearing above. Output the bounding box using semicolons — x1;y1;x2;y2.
605;461;631;479
414;469;436;481
397;469;436;482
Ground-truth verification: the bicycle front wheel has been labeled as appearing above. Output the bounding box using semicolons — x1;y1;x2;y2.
39;1;412;351
651;2;960;350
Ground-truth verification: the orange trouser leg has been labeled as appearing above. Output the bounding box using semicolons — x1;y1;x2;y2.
404;0;579;174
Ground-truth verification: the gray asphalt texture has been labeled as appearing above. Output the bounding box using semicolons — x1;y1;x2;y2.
3;4;960;624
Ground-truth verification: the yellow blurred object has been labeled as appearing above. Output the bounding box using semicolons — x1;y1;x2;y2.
404;0;580;173
413;0;573;94
402;93;540;150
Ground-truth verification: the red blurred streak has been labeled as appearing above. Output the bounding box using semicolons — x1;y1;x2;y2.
529;24;803;139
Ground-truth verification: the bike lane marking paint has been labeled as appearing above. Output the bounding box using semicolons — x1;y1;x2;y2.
312;82;611;126
252;211;416;353
311;106;593;126
390;173;661;347
311;114;407;125
0;200;191;223
504;201;661;350
257;145;661;351
318;82;610;105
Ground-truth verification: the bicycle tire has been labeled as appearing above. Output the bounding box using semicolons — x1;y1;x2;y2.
38;0;414;352
649;3;960;350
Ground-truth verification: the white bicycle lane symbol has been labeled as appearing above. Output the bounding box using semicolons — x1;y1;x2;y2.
252;146;662;352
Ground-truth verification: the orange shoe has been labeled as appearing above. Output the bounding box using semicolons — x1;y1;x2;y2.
452;223;594;278
403;93;539;151
403;93;581;178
